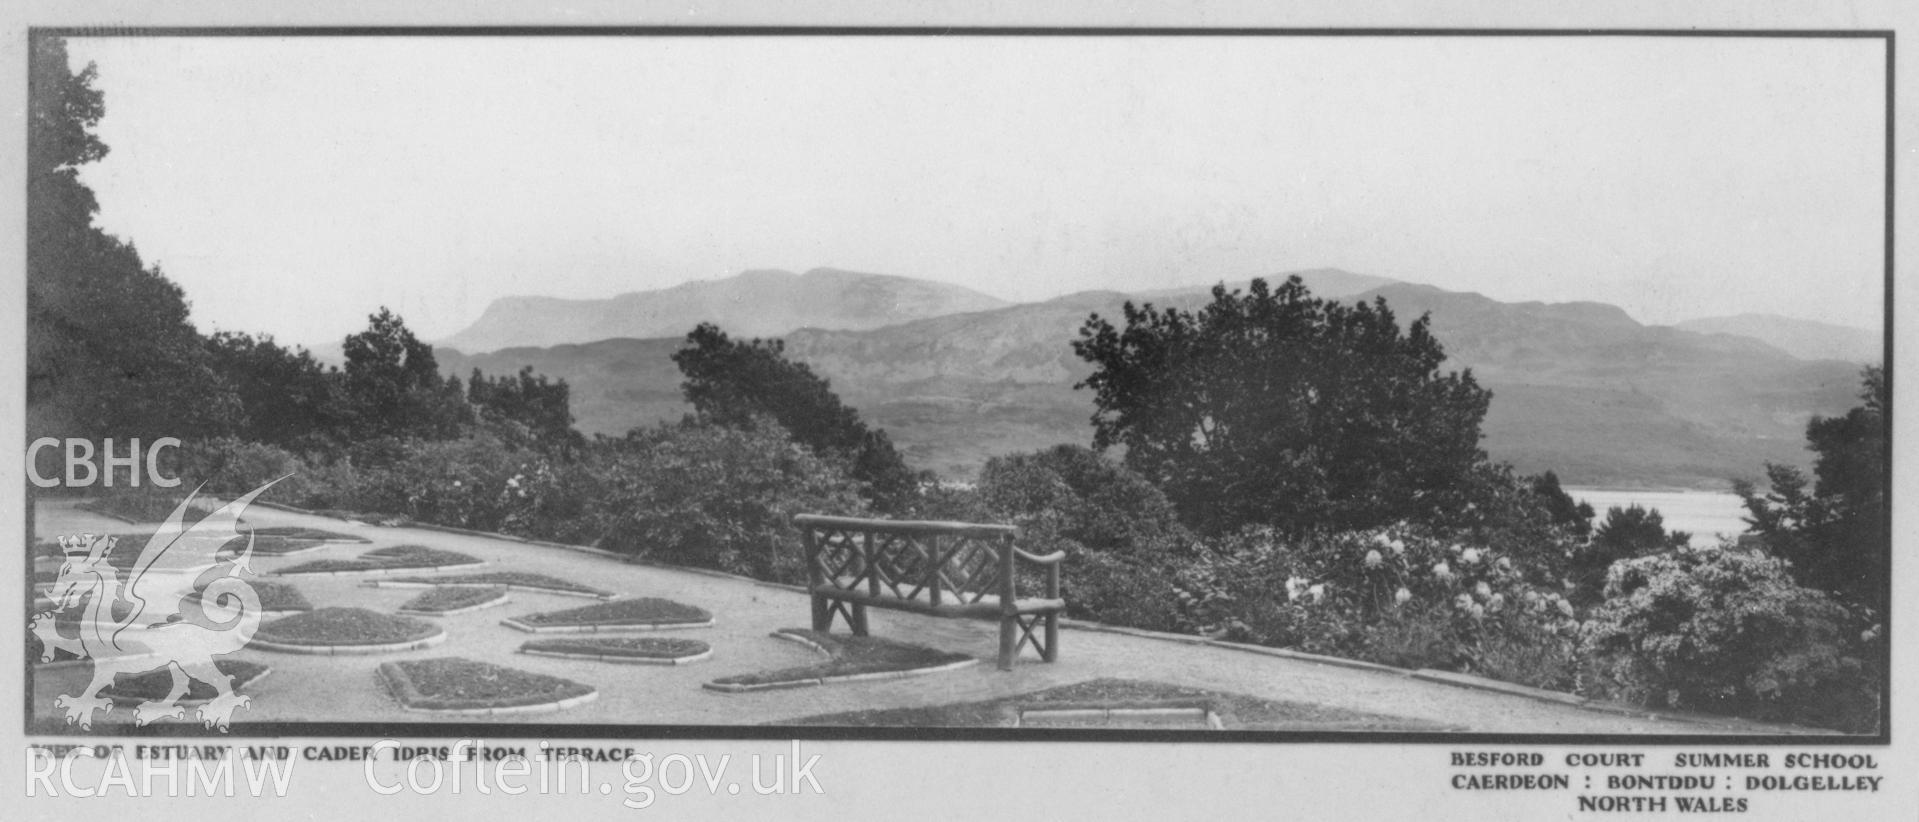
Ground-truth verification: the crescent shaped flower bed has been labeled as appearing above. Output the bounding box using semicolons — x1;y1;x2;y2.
250;607;445;654
99;659;273;708
273;545;484;576
248;526;370;543
217;535;328;557
703;629;977;693
367;572;615;600
520;637;712;665
397;586;510;616
377;657;597;715
501;598;713;633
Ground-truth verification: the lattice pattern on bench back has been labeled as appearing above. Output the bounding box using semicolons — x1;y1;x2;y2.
795;514;1064;669
804;520;1013;608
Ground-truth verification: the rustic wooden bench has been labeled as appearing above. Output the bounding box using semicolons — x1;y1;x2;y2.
795;514;1066;670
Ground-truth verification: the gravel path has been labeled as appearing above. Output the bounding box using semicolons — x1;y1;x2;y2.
30;500;1823;734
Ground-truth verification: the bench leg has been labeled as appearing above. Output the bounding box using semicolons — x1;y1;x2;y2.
849;602;869;636
811;594;832;633
1043;612;1059;662
998;615;1017;671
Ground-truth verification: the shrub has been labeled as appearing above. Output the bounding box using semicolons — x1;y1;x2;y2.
1580;546;1879;732
172;437;306;496
1178;524;1581;684
581;421;869;583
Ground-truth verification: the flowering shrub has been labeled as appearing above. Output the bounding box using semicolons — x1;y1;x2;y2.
1178;524;1581;687
1580;546;1879;732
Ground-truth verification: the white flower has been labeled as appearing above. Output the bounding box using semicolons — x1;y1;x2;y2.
1432;562;1453;582
1496;557;1512;572
1364;549;1384;569
1470;603;1486;620
1394;587;1413;606
1556;599;1575;618
1285;576;1308;603
1373;533;1393;548
1454;592;1473;610
1308;584;1326;603
1474;581;1492;599
451;480;462;488
1448;543;1463;554
1488;593;1505;612
1389;538;1406;555
1460;548;1481;565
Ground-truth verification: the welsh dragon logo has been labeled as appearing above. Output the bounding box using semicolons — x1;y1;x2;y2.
30;479;283;731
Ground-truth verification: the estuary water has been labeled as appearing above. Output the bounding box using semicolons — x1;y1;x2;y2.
1564;487;1751;548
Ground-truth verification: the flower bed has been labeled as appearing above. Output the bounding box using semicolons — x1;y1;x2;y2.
520;637;712;665
703;629;975;692
378;657;596;714
501;598;713;633
249;526;370;543
369;572;615;600
221;535;326;557
187;580;313;615
99;660;272;707
310;509;413;527
274;545;482;576
252;607;444;654
398;586;509;616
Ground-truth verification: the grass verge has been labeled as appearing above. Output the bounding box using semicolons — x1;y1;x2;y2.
521;637;710;663
781;677;1456;730
379;572;614;599
399;586;507;614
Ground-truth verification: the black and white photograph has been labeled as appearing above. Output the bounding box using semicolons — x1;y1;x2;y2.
7;6;1914;820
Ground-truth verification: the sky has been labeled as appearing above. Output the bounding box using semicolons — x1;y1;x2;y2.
60;35;1887;346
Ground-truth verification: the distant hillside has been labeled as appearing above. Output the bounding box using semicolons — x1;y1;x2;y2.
438;267;1012;353
436;273;1862;488
1675;314;1882;363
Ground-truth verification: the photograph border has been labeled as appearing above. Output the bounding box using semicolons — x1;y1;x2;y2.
20;23;1896;747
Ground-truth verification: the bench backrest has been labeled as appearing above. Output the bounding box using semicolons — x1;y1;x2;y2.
795;514;1017;608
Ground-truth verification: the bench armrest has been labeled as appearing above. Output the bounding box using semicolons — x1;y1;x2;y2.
1012;548;1066;566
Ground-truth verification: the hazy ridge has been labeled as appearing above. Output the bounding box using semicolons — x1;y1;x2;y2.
433;269;1864;488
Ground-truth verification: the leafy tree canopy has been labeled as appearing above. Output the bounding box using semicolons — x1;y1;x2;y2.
672;323;918;511
1735;365;1888;616
1072;276;1492;534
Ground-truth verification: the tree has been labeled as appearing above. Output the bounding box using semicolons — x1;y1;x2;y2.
1735;365;1888;615
27;36;240;447
672;323;917;510
203;331;346;447
1568;504;1689;605
340;308;471;441
1529;471;1595;539
467;365;579;449
1072;276;1492;534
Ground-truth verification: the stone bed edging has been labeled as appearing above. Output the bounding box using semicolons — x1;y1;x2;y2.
249;630;447;656
500;616;716;634
233;496;1826;734
398;593;511;617
376;664;599;716
520;645;714;666
364;579;616;600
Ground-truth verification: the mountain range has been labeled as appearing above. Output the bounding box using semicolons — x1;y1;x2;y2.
1675;314;1883;364
429;267;1872;489
437;267;1012;353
